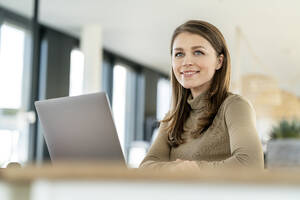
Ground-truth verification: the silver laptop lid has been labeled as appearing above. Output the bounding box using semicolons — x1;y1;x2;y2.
35;92;125;164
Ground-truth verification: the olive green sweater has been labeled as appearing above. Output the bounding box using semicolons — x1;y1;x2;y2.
139;93;264;169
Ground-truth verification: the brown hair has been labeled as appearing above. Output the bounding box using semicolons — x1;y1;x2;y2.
162;20;231;147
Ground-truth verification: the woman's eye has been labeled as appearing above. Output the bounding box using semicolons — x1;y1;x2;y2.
175;52;184;57
194;50;203;55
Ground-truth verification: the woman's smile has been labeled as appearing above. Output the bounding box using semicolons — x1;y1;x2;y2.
180;70;200;78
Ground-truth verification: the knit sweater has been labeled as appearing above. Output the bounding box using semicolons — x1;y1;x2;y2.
139;92;264;169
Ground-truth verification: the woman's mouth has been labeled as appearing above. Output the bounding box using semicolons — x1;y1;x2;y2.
180;70;200;77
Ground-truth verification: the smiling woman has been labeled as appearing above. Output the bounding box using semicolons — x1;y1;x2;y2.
139;20;264;170
172;32;224;98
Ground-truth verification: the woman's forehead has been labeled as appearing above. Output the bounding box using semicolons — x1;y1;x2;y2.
173;32;214;51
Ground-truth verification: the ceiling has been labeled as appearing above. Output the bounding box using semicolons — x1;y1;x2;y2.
1;0;300;96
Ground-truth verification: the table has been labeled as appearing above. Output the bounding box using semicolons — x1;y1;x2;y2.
1;163;300;200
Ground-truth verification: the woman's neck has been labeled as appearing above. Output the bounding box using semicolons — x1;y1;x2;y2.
190;81;211;99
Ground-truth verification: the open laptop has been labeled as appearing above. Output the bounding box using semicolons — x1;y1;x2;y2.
35;92;126;165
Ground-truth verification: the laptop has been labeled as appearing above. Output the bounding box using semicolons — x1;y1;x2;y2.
35;92;126;165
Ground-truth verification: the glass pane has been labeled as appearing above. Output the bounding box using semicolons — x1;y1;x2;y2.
156;78;171;120
0;24;25;108
0;23;30;167
112;64;127;154
69;49;84;96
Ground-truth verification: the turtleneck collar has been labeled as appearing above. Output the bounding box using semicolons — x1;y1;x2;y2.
187;91;209;110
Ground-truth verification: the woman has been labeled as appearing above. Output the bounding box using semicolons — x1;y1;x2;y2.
139;20;264;170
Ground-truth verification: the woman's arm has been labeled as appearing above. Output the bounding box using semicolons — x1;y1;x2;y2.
139;122;180;169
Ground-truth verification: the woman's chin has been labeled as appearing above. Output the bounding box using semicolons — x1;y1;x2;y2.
181;81;200;88
182;85;193;89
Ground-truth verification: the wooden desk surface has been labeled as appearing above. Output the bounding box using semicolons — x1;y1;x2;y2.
1;162;300;185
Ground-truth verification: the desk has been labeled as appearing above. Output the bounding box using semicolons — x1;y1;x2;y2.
1;163;300;200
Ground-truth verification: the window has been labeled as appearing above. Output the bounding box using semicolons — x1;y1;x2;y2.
0;24;25;108
0;23;32;167
112;64;127;155
156;78;171;120
112;63;137;161
69;49;84;96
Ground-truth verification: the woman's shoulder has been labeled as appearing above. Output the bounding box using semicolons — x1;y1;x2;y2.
224;92;251;105
222;92;255;115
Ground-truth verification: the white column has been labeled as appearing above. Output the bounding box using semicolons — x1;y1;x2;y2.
80;24;102;94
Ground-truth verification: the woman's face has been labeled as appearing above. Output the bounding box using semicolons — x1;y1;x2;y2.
172;32;223;98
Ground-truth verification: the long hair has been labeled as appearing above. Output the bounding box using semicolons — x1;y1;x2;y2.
162;20;231;147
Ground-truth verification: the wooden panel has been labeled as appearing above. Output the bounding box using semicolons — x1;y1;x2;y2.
1;163;300;184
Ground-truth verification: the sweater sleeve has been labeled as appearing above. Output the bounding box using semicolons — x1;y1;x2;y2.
139;122;179;169
195;96;264;169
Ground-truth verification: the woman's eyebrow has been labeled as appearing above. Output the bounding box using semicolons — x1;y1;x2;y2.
191;45;207;50
173;47;183;51
173;46;207;51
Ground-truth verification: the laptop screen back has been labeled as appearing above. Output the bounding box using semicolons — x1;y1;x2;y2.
35;92;126;165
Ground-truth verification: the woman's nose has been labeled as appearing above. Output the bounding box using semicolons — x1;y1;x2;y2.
182;54;193;67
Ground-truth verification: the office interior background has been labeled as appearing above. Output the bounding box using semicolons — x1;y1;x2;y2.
0;0;299;168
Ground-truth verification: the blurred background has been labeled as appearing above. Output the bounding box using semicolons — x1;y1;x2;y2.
0;0;299;168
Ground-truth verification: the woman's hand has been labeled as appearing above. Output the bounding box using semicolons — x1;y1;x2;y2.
170;159;199;172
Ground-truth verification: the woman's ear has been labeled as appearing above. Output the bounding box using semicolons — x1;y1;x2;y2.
216;54;224;70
